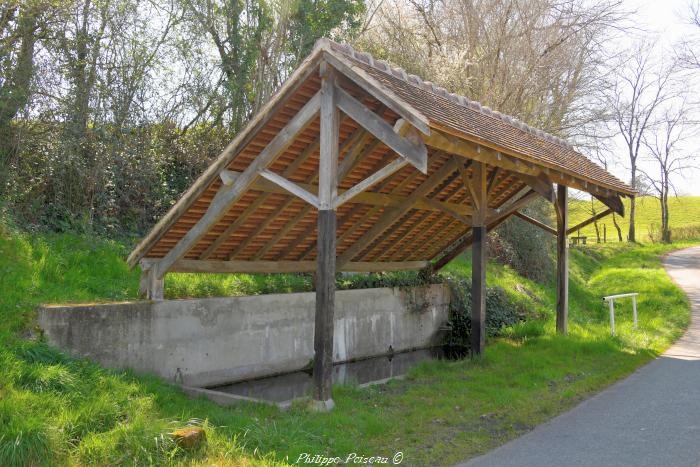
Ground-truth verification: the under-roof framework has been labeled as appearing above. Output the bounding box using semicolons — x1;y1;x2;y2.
129;39;633;408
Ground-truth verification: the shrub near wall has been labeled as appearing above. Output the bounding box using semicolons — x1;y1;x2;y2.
443;277;527;350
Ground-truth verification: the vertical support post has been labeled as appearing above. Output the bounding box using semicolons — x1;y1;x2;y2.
608;299;616;336
139;265;164;300
312;62;338;411
556;184;569;334
471;162;487;355
632;296;638;329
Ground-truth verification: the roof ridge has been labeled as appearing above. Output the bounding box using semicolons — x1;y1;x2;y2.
329;40;574;150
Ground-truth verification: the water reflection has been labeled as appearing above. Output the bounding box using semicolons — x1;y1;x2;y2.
208;346;467;404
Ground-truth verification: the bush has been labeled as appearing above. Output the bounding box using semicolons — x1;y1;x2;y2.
489;198;554;282
443;277;526;349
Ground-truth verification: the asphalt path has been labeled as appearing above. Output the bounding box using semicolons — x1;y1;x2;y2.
458;246;700;467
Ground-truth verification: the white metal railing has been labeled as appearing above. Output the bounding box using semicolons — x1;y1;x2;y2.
603;293;639;336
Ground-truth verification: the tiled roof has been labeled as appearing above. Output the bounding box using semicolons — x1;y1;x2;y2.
328;41;634;195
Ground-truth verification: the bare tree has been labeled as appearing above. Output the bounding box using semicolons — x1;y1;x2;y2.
607;42;676;242
639;101;698;242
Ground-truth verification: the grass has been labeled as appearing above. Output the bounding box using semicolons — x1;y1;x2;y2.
568;195;700;242
0;218;696;466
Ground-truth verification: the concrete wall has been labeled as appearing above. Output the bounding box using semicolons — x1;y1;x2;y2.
37;284;450;387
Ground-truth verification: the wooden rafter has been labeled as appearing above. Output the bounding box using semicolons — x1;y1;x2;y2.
567;208;613;235
514;211;556;235
152;90;322;279
336;160;457;268
335;85;428;173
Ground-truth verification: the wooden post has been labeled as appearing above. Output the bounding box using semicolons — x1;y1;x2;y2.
139;265;164;300
471;162;487;355
556;184;568;334
312;62;338;411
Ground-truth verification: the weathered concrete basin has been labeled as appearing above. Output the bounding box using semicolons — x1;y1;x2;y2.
37;284;450;387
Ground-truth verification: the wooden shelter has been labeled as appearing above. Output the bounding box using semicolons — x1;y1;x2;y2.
128;39;634;409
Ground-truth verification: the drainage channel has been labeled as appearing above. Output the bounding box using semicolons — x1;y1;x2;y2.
192;346;467;408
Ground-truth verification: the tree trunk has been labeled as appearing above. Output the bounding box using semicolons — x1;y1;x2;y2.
612;213;623;242
0;5;38;191
628;165;636;242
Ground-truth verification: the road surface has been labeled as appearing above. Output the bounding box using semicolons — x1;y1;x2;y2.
459;246;700;467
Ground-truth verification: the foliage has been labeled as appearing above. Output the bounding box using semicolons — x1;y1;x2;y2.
0;216;694;465
488;198;555;282
443;278;527;349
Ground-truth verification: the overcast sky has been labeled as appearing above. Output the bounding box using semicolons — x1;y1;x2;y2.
603;0;700;196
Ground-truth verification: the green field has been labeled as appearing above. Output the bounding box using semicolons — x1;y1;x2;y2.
568;196;700;243
0;217;696;466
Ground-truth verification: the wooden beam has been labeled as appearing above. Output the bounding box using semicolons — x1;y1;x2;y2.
567;208;613;235
313;63;339;409
152;91;322;279
138;264;163;300
593;194;624;216
424;130;540;177
198;195;268;260
471;225;487;354
421;196;471;225
471;161;487;356
140;259;429;274
486;189;539;224
127;45;325;269
430;188;540;272
556;184;568;335
336;160;458;268
259;169;319;208
514;211;556;235
335;85;428;173
516;172;555;203
220;169;474;215
319;42;431;135
333;158;409;208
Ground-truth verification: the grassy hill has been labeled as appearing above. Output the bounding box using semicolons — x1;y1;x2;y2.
0;216;696;465
568;196;700;243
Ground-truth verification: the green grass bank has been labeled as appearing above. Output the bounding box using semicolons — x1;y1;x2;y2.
568;195;700;242
0;221;695;466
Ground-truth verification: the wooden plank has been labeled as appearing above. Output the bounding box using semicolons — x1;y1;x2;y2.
198;195;268;259
127;45;325;268
319;41;431;135
567;208;613;235
139;258;429;273
425;130;540;176
420;196;471;225
514;211;556;235
153;91;322;279
335;85;428;173
259;169;319;208
556;184;569;334
333;158;409;208
336;160;458;268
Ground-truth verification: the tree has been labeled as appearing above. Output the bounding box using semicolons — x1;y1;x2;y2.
639;102;697;243
607;42;675;242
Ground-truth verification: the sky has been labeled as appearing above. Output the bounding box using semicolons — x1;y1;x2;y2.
603;0;700;196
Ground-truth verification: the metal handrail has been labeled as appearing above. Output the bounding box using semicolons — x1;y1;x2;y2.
603;293;639;336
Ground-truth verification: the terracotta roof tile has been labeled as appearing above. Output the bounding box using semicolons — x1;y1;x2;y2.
328;41;633;195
